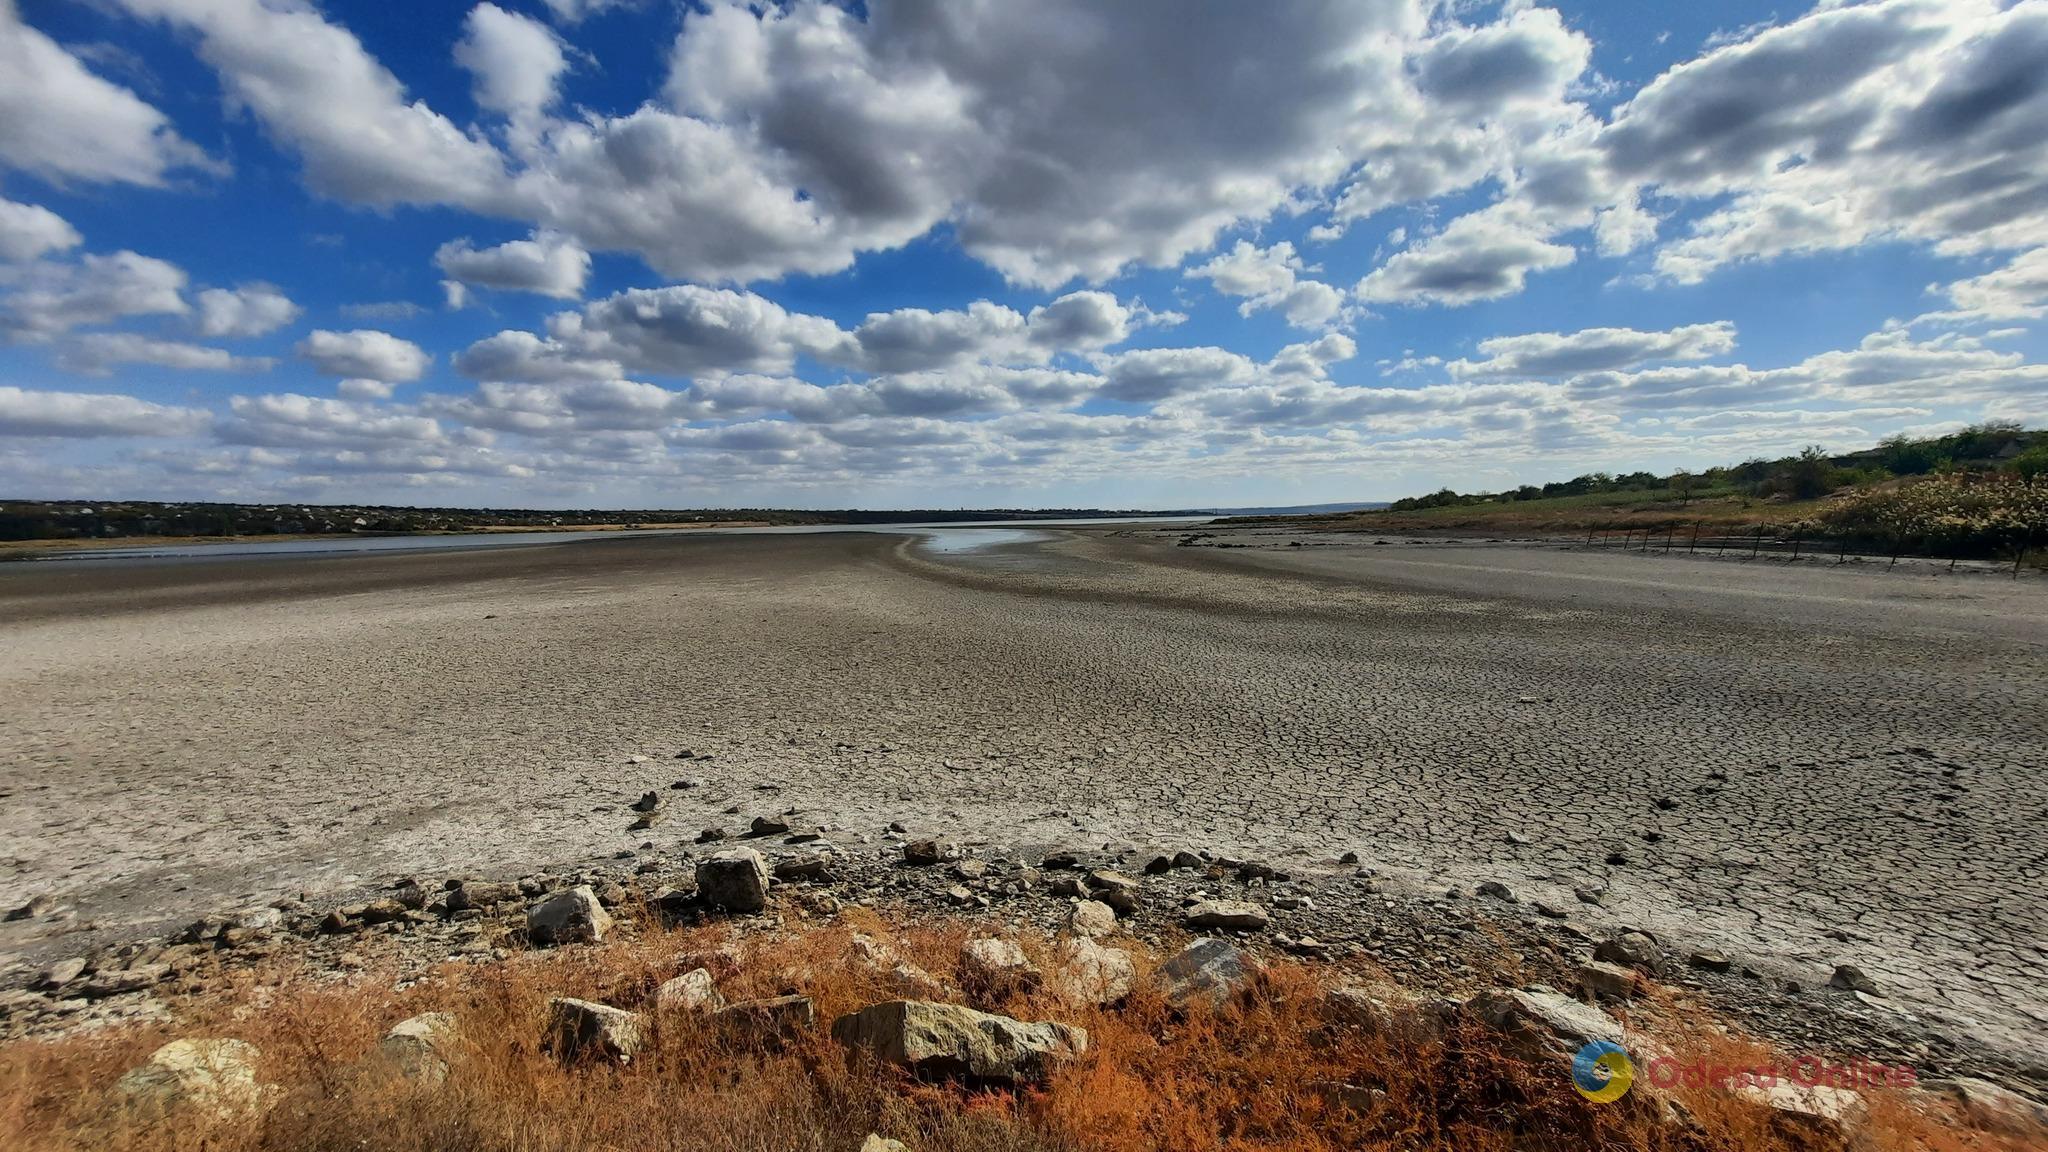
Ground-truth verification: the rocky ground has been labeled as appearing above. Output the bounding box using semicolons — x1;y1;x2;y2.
2;525;2042;1094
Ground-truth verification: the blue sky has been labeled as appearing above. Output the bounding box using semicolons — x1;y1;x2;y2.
1;0;2044;509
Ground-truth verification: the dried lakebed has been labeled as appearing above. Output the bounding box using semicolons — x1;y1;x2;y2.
1;526;2043;1072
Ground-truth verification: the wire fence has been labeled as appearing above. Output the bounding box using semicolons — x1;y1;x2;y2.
1578;521;2040;579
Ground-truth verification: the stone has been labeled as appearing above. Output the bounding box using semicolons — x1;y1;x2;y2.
1066;900;1117;939
81;963;169;999
1592;931;1664;974
1577;961;1638;1003
830;1000;1086;1084
959;938;1041;998
1084;870;1142;915
1733;1081;1867;1143
374;1012;458;1085
696;827;728;844
1827;964;1879;995
1323;982;1434;1040
749;815;790;836
545;997;644;1064
714;995;815;1041
1054;938;1135;1006
951;858;989;880
527;885;613;946
860;1136;909;1152
773;854;832;882
5;895;54;921
1468;988;1623;1057
1172;850;1205;870
1687;950;1734;974
445;880;519;913
1184;899;1269;931
903;838;959;865
38;958;87;989
631;791;662;813
654;968;725;1013
1140;853;1174;875
1157;938;1259;1007
114;1039;265;1117
1924;1077;2048;1136
696;848;771;913
1477;881;1517;902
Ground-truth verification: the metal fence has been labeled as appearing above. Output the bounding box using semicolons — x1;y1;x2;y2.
1579;521;2038;578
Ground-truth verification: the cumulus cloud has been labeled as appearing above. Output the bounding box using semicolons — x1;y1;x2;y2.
454;2;568;141
1357;207;1577;306
1448;322;1738;379
0;0;214;186
0;384;210;437
58;332;274;375
196;283;300;338
296;329;432;383
0;250;188;340
222;392;443;448
1921;249;2048;323
435;231;591;300
1188;241;1346;328
0;198;81;263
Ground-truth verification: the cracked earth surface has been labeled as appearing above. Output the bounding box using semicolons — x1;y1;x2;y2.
1;527;2042;1058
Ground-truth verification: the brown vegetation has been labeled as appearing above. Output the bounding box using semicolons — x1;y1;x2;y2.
0;911;2024;1152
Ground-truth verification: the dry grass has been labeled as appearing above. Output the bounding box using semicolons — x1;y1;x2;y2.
0;913;2025;1152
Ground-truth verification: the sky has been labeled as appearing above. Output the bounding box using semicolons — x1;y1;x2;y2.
1;0;2045;510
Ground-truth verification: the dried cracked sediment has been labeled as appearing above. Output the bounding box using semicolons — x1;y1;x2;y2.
1;526;2042;1070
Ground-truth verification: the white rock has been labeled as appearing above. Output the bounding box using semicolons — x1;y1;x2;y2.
1183;899;1269;931
374;1012;458;1085
1066;900;1118;939
1055;938;1135;1006
546;997;644;1064
696;848;771;913
655;968;725;1013
115;1039;265;1117
830;1000;1086;1084
527;885;613;946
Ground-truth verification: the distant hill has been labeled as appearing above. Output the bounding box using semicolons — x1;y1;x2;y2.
1195;501;1389;516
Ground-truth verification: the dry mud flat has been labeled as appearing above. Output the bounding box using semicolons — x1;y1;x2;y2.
1;526;2043;1070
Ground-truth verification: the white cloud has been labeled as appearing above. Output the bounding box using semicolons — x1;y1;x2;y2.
58;332;274;375
337;378;395;400
0;0;213;186
537;0;641;23
222;393;443;448
454;2;568;141
0;250;188;340
435;230;590;300
0;198;81;263
1188;241;1346;328
1448;322;1738;379
1920;249;2048;323
196;283;300;338
0;384;209;437
1357;207;1577;306
296;329;432;383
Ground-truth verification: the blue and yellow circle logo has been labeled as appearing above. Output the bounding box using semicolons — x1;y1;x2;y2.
1573;1040;1634;1103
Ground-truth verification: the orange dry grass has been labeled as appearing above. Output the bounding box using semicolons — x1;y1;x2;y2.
0;914;2022;1152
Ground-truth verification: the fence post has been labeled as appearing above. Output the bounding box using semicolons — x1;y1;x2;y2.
1837;535;1849;564
1664;525;1675;553
1750;522;1764;560
2019;538;2030;580
1689;522;1701;554
1790;528;1802;562
1622;529;1632;550
1641;528;1651;552
1586;525;1595;547
1890;535;1903;570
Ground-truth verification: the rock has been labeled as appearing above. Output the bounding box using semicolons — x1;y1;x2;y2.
1157;938;1259;1007
5;895;54;922
1140;853;1174;875
696;827;728;844
527;886;613;946
1468;988;1624;1057
38;958;87;989
714;995;815;1041
773;854;833;882
654;968;725;1013
749;815;790;837
951;858;989;881
631;791;662;813
1687;950;1733;974
1184;900;1269;931
81;963;169;999
1924;1077;2048;1136
1054;938;1135;1006
1066;900;1117;939
1592;931;1664;974
114;1039;264;1117
902;838;959;865
445;880;519;913
1654;796;1679;810
374;1012;458;1085
1314;1081;1387;1113
959;938;1041;999
831;1000;1086;1084
546;998;644;1064
1476;881;1517;902
1827;964;1879;995
859;1136;909;1152
1323;982;1435;1040
1084;870;1141;915
1172;850;1205;870
1573;885;1607;907
1577;961;1638;1004
1733;1081;1867;1144
696;848;771;913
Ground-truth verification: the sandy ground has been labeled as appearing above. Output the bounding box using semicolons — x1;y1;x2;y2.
1;526;2043;1056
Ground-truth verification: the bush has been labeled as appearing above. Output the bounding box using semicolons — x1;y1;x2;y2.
1821;474;2048;556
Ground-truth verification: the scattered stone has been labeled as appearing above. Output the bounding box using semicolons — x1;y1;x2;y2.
1605;851;1631;866
959;938;1041;998
546;997;644;1064
1476;881;1517;902
1592;931;1664;974
114;1039;265;1117
830;1000;1086;1085
903;838;960;865
1337;850;1360;865
749;815;791;837
1039;851;1082;870
1054;938;1135;1006
696;848;771;913
773;854;833;882
1505;830;1529;846
1066;900;1117;939
1157;938;1259;1007
1172;850;1205;870
373;1012;459;1085
81;963;169;999
715;995;815;1041
1532;901;1569;919
1468;988;1623;1057
696;827;728;844
1733;1081;1868;1144
1828;964;1879;995
1184;900;1269;932
38;958;87;990
1687;950;1734;974
1323;982;1435;1040
1573;885;1607;907
527;886;613;946
631;791;662;813
5;895;54;922
654;968;725;1013
1576;961;1638;1004
1314;1081;1388;1114
860;1136;909;1152
1923;1077;2048;1137
1140;853;1174;875
1653;796;1679;810
445;881;519;913
950;858;989;881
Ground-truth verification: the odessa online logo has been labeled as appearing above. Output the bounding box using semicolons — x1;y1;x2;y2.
1573;1040;1634;1103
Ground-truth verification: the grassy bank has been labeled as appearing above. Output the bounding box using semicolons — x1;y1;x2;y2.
0;912;2026;1152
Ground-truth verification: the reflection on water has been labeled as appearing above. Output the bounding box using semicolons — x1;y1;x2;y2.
29;516;1209;564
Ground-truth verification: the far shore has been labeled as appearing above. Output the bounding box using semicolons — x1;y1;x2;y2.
0;520;773;558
